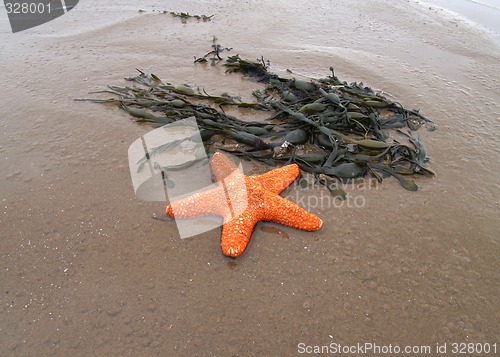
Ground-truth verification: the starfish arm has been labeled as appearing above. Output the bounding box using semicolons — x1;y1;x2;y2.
210;151;240;181
220;210;260;258
254;164;300;194
166;186;228;218
264;193;323;231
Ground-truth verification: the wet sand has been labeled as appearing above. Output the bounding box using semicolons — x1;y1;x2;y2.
1;0;499;355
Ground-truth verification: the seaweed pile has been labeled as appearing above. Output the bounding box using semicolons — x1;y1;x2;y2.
137;9;214;22
79;42;435;194
158;10;213;22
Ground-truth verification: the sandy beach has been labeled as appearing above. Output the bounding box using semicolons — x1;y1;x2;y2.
1;0;499;355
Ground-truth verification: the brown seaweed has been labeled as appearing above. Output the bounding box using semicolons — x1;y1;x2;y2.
77;41;435;192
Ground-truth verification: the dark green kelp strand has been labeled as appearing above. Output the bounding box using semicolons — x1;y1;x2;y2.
143;10;214;22
77;47;435;193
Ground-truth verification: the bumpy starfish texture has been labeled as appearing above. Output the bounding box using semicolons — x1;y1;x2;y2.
166;152;323;257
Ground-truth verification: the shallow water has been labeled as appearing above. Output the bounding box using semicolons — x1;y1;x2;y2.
0;0;499;355
423;0;500;40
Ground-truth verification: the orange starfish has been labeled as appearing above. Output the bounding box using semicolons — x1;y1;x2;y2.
166;152;323;257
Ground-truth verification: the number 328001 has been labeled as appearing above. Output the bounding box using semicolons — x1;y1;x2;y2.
5;2;52;14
